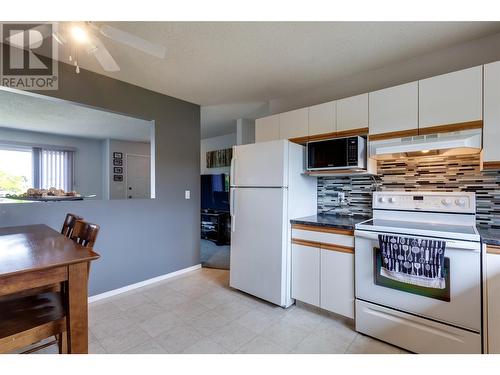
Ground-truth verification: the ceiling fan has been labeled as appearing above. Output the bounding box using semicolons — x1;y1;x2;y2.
7;22;166;73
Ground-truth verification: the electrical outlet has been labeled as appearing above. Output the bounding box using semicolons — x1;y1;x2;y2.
185;190;191;199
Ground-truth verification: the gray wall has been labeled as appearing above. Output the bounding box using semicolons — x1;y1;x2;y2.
107;139;151;200
0;126;104;198
0;61;201;296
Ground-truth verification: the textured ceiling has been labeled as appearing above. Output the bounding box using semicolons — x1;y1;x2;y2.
0;89;152;142
54;21;500;106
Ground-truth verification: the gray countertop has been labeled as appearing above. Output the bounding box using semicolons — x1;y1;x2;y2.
477;226;500;247
291;214;500;246
290;214;370;231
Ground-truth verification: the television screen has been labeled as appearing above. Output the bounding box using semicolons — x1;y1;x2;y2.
201;174;229;212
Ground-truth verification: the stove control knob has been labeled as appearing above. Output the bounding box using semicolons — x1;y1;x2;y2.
388;197;396;203
441;198;451;206
378;197;387;203
455;198;467;207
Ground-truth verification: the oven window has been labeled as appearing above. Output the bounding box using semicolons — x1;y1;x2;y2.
373;247;450;302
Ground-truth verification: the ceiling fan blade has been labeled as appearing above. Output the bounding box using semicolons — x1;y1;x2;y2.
99;25;166;59
52;30;66;45
89;36;120;72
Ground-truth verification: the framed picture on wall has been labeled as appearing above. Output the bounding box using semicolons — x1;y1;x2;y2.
113;152;123;159
114;175;123;182
113;159;123;166
114;167;123;174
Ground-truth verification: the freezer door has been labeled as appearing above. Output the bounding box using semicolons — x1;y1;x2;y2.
230;187;288;306
231;140;288;187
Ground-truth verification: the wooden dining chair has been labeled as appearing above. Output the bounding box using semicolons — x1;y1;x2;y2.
70;220;100;248
61;213;84;238
0;291;67;354
0;221;101;354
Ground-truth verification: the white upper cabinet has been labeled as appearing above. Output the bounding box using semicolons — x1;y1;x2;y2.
279;107;309;140
483;61;500;165
308;101;336;136
255;114;280;143
419;66;482;129
336;93;369;132
369;82;418;136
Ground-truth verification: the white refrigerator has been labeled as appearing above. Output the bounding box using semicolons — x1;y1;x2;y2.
229;139;317;307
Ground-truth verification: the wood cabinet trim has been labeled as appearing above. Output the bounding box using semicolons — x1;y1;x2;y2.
335;127;369;138
418;120;483;136
292;238;321;248
482;161;500;170
289;136;310;145
291;223;354;236
487;245;500;255
292;238;355;254
321;243;355;254
288;127;369;145
368;128;419;141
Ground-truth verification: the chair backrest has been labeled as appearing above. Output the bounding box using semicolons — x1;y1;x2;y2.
61;213;84;238
70;220;100;248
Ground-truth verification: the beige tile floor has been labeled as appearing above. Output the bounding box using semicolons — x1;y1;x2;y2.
36;267;408;354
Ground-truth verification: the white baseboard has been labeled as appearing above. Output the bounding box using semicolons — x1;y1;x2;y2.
88;264;202;303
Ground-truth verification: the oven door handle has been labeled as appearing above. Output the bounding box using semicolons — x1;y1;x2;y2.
354;230;480;251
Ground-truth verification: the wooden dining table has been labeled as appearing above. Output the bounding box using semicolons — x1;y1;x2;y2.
0;224;100;354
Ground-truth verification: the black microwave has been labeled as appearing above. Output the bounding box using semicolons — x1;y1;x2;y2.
306;136;367;171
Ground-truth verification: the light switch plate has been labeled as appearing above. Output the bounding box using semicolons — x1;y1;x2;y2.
185;190;191;199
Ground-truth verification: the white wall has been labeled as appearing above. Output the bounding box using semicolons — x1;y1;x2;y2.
269;31;500;114
236;118;255;145
0;126;104;198
200;133;237;175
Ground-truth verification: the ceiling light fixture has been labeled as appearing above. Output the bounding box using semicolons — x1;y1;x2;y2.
421;150;430;153
71;26;88;43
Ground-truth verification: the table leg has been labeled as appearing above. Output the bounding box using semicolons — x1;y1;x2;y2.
67;262;88;354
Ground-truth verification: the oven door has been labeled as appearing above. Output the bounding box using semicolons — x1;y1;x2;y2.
355;229;481;332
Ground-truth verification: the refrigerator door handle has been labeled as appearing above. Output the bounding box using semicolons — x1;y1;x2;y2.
230;188;236;232
230;157;236;185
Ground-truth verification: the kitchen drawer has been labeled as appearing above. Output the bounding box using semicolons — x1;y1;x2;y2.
356;299;481;354
291;226;354;248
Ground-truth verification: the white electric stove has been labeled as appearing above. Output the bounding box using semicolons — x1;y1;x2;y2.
355;191;482;354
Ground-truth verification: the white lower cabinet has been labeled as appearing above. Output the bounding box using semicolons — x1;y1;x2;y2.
321;248;354;319
487;248;500;353
291;243;320;306
291;225;355;319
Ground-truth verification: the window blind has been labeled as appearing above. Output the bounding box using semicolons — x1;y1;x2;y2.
33;148;74;191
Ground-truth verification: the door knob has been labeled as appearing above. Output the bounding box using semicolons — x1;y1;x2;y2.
128;187;132;190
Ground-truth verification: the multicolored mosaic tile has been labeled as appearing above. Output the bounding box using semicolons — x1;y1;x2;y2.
317;154;500;228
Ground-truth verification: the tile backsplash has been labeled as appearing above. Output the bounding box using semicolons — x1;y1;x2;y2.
317;154;500;228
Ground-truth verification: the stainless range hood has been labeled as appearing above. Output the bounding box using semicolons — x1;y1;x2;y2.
369;129;482;160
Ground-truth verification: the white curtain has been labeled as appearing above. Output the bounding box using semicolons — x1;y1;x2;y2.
34;148;74;191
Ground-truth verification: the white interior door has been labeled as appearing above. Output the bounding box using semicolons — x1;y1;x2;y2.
126;154;151;199
230;187;287;306
231;140;287;187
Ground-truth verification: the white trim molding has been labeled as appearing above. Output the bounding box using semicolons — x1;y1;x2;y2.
88;264;201;303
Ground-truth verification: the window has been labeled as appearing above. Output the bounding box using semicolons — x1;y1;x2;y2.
0;145;74;197
0;147;33;196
